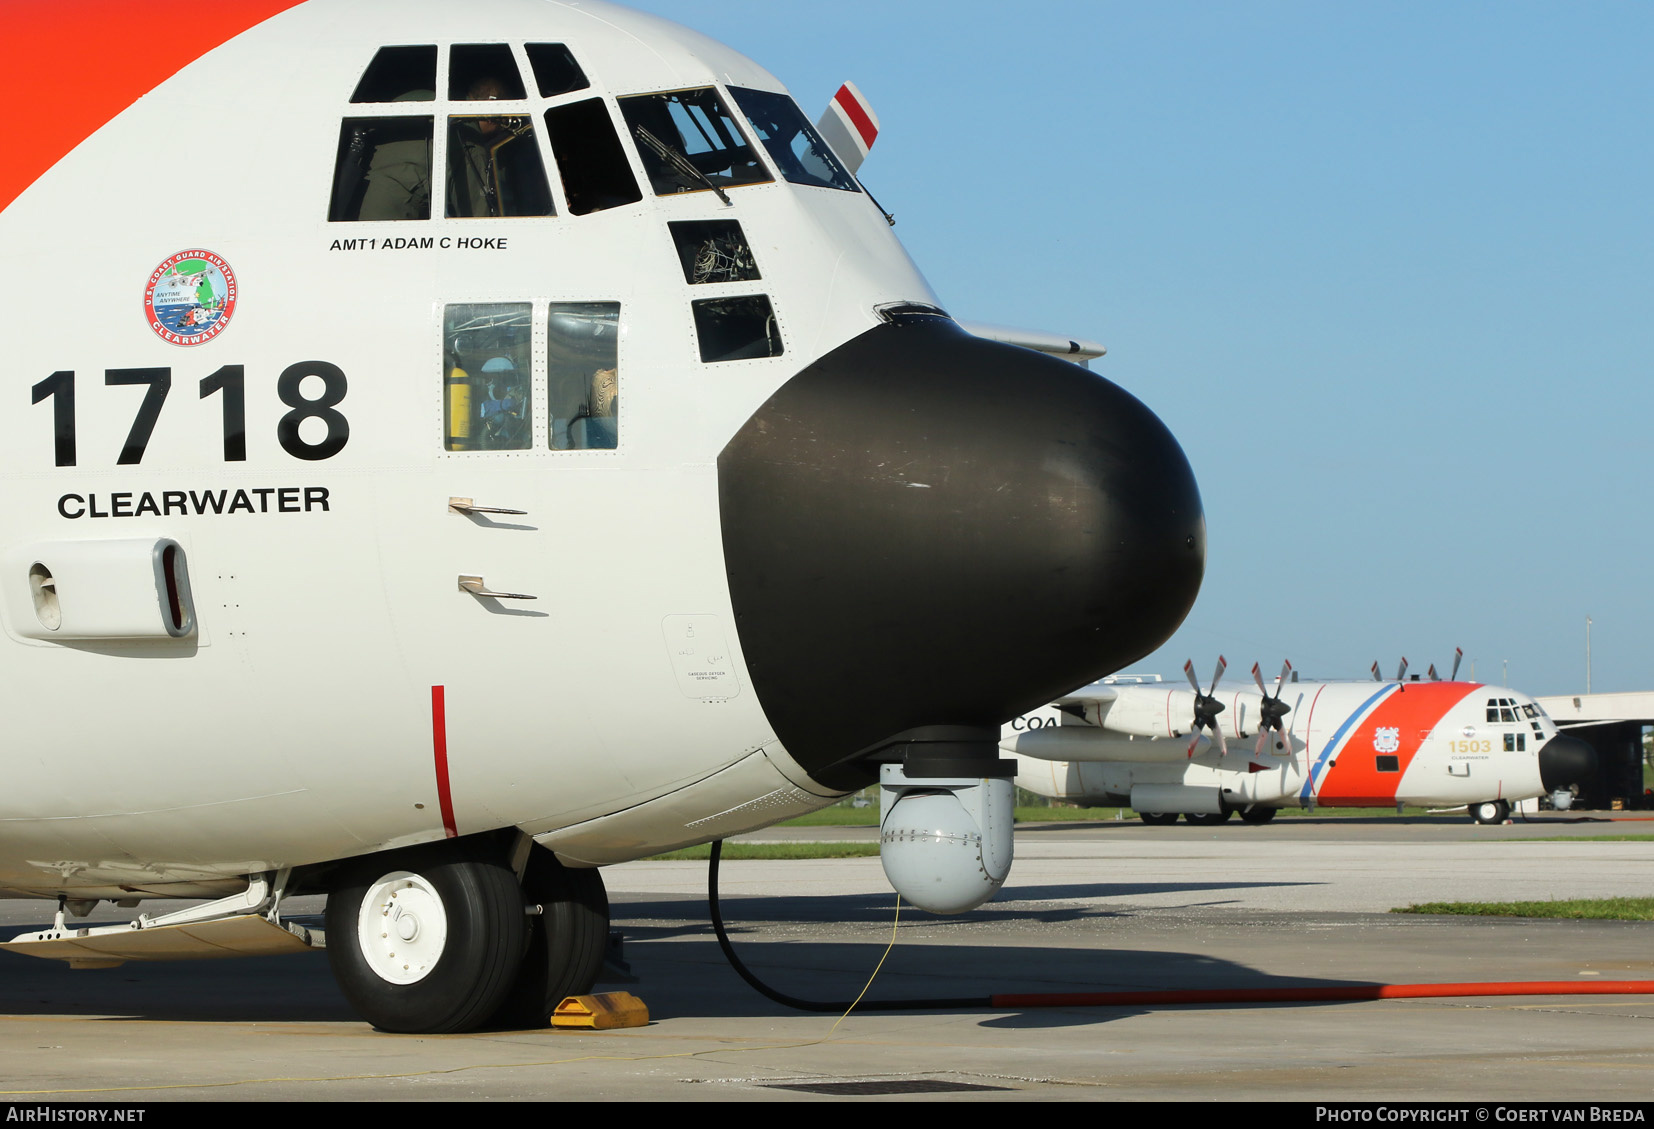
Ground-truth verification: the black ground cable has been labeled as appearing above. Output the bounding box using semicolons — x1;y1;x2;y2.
707;839;988;1013
705;841;1654;1013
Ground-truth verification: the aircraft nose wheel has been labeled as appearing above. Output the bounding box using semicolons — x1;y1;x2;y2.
326;839;526;1034
1471;800;1510;825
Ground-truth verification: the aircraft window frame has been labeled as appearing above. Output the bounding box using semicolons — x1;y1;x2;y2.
351;45;438;103
544;98;645;216
546;302;621;451
1375;755;1400;773
448;44;528;101
618;87;773;198
668;220;761;285
336;43;581;223
727;86;859;193
524;43;590;98
692;294;785;363
445;114;555;218
330;116;435;222
442;303;536;452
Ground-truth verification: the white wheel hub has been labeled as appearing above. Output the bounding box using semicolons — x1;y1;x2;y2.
357;870;448;985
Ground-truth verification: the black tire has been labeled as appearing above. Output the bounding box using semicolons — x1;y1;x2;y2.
1185;811;1232;825
1238;805;1278;825
326;838;527;1034
488;846;610;1030
1138;812;1180;826
1471;799;1510;825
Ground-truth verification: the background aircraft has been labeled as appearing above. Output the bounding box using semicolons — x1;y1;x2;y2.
1004;659;1597;825
0;0;1203;1032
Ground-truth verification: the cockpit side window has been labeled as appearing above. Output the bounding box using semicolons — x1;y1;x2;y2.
728;86;858;192
446;116;554;217
351;46;437;103
544;99;643;215
444;304;533;451
449;44;527;101
619;89;772;197
693;295;783;362
547;303;620;450
525;43;589;97
669;220;760;284
331;117;434;221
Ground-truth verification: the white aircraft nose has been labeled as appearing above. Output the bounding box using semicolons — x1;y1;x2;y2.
717;314;1205;790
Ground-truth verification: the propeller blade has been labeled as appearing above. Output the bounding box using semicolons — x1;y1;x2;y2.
1209;655;1227;696
1427;663;1439;682
1184;659;1201;693
1252;661;1267;695
1396;657;1408;682
1371;661;1382;682
1278;659;1292;689
1450;647;1463;682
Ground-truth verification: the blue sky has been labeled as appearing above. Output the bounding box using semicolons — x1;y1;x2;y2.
631;1;1653;695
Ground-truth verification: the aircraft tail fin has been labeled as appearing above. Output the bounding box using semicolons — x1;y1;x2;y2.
817;81;879;174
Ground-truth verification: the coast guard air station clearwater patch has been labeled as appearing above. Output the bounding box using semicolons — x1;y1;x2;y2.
143;249;238;345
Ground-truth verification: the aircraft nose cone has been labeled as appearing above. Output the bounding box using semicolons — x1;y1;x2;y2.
719;316;1204;788
1538;734;1597;792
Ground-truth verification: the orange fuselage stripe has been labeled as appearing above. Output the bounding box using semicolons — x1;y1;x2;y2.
0;0;307;212
1317;681;1481;804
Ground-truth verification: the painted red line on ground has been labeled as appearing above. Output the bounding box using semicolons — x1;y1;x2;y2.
431;685;458;838
989;980;1654;1009
834;84;878;149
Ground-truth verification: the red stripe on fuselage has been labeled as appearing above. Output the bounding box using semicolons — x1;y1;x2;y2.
834;84;878;149
0;0;306;213
1317;682;1481;805
430;685;459;838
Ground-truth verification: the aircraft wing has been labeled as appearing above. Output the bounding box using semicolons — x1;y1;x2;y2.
1051;682;1118;706
958;321;1106;365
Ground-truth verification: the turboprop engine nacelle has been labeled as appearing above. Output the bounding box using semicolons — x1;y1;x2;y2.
878;741;1014;915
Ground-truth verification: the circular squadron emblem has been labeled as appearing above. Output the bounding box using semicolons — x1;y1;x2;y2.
1372;726;1401;754
143;249;238;345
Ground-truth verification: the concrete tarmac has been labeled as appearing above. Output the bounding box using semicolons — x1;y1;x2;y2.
1;815;1651;1102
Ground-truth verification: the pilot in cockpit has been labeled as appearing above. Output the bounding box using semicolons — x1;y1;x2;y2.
448;75;541;219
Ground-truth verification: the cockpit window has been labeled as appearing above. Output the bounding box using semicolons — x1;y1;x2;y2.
669;220;760;284
351;46;437;103
619;88;772;197
544;99;643;215
448;44;527;101
444;304;533;451
693;295;783;362
331;117;434;221
446;116;553;217
525;43;589;97
728;87;858;192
